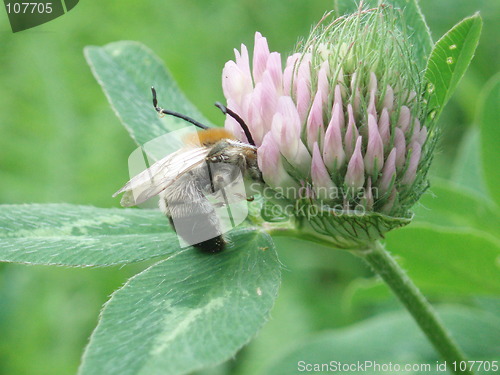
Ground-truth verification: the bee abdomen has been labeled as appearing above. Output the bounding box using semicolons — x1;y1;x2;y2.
167;212;225;253
193;235;226;253
168;212;226;252
163;193;225;253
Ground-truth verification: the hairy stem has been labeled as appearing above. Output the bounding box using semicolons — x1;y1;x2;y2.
355;241;473;375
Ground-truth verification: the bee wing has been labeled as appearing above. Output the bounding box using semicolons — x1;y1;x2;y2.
113;147;210;206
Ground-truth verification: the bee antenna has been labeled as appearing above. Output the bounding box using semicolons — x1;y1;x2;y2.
151;87;209;130
214;102;256;146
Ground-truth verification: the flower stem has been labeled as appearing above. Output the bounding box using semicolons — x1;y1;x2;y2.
356;241;473;375
267;228;474;373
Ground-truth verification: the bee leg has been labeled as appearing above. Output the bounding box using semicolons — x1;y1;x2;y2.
205;161;216;193
210;173;237;227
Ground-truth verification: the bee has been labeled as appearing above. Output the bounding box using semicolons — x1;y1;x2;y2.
113;88;262;253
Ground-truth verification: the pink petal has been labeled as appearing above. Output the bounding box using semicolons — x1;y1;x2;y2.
344;104;359;159
245;87;265;146
397;106;411;133
306;89;325;150
379;148;396;195
257;133;297;189
323;103;346;171
345;136;365;190
311;142;336;200
266;52;283;94
272;97;311;175
224;116;247;144
364;114;384;176
418;126;428;146
367;89;377;118
402;141;421;185
394;127;406;170
410;118;421;144
271;111;294;160
367;73;378;118
296;78;312;125
283;53;301;95
234;44;251;80
378;108;390;147
222;60;253;105
407;90;417;103
253;32;270;83
295;54;311;94
277;95;301;133
317;60;330;106
383;85;394;112
332;85;345;129
259;71;279;131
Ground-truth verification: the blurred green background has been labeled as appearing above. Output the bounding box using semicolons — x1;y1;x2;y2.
0;1;498;374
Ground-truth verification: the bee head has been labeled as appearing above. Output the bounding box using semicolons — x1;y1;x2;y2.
151;87;256;147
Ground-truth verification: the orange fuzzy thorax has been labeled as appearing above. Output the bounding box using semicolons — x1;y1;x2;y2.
184;128;236;146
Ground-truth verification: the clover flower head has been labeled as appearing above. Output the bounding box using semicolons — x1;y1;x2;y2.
222;6;437;248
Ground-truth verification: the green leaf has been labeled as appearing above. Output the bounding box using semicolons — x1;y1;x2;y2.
0;204;178;266
347;219;500;305
450;127;489;197
334;0;432;69
84;41;214;146
264;306;500;375
424;14;482;123
343;278;391;311
480;73;500;207
385;224;500;295
78;229;280;375
413;178;499;239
